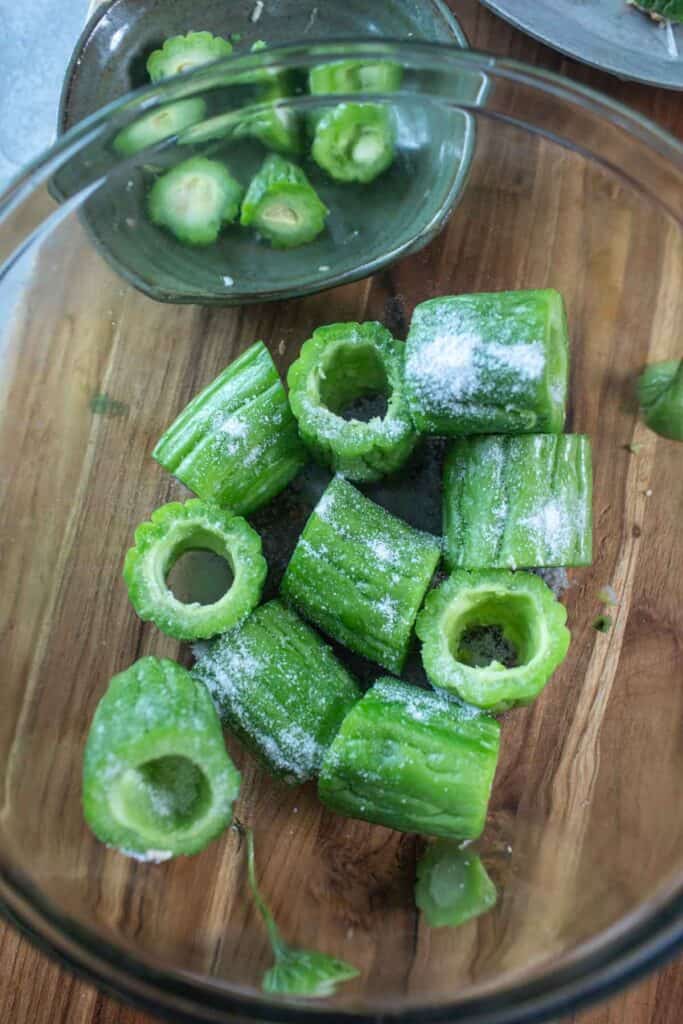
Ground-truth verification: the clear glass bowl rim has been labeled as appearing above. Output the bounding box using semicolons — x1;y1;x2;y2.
0;38;682;1024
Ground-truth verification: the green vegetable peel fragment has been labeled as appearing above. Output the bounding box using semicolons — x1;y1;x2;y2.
281;477;441;674
153;341;307;516
417;570;570;712
123;499;266;641
637;359;683;441
319;677;501;839
148;157;243;246
444;434;593;570
405;290;569;436
245;828;359;997
193;600;361;783
241;154;328;248
147;32;233;82
415;841;497;928
83;657;240;859
287;321;417;481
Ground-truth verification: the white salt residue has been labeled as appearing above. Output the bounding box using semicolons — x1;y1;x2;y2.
407;297;551;420
298;538;325;560
315;485;337;521
194;628;324;781
407;329;545;413
409;331;479;394
119;848;173;863
207;410;251;457
243;442;266;467
192;639;210;660
597;583;618;606
219;415;248;438
368;537;397;565
532;567;570;598
258;724;323;781
520;499;571;560
383;418;410;439
550;381;565;404
373;678;450;724
522;499;562;537
376;595;399;629
496;341;545;379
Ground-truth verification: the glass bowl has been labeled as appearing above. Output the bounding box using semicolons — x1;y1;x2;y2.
1;40;682;1024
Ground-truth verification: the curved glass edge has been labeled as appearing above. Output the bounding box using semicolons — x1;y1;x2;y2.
2;860;683;1024
1;41;680;292
56;0;471;138
2;41;682;225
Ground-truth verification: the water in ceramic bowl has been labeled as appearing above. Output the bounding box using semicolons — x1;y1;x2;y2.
54;0;477;305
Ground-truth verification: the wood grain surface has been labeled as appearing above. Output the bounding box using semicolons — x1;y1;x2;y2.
1;2;682;1023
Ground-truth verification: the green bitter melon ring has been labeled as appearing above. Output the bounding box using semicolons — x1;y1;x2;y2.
148;157;243;247
123;499;267;641
147;32;234;82
416;569;570;712
83;657;241;859
287;321;418;481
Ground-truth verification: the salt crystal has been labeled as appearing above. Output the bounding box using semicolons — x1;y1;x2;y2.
369;538;395;564
219;415;248;438
376;595;399;628
119;848;173;863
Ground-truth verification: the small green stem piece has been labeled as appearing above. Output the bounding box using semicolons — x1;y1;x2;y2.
245;827;359;997
246;827;287;958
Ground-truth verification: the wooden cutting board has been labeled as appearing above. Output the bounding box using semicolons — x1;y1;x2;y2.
1;2;682;1023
